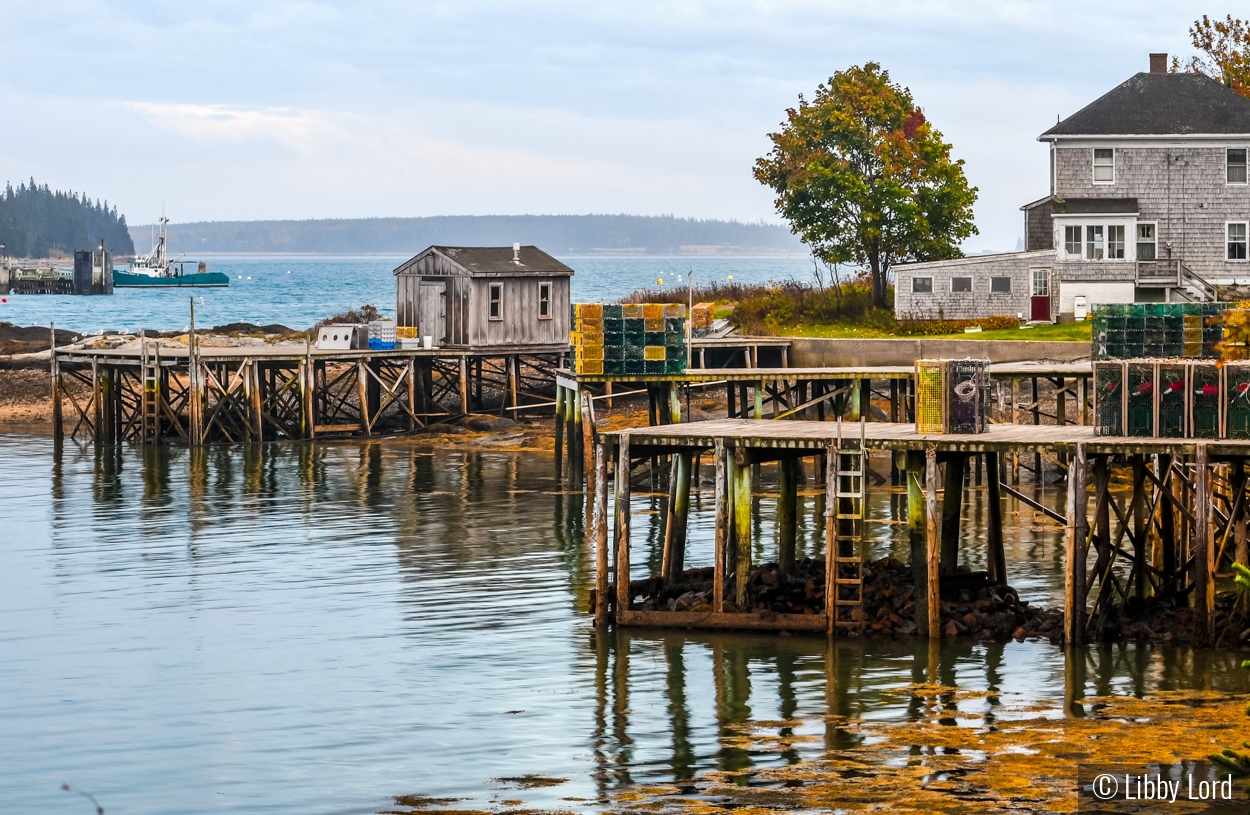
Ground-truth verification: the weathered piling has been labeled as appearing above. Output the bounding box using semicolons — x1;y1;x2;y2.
1064;443;1088;644
593;441;610;628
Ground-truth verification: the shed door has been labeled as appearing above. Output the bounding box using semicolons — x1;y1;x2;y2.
419;281;446;344
1030;269;1051;322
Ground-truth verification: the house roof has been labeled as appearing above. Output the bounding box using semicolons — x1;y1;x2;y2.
394;245;574;277
1052;197;1138;215
1039;72;1250;139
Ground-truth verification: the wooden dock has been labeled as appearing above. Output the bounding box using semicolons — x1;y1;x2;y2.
588;419;1246;648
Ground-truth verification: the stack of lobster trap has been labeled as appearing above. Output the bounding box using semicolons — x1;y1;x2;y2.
914;358;992;434
1092;360;1250;438
570;303;687;376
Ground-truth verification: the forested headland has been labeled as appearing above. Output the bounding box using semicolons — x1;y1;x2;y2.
131;214;805;255
0;180;134;258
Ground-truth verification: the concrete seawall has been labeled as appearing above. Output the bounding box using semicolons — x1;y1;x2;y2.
787;337;1091;367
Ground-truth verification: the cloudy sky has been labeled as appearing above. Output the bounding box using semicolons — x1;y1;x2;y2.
0;1;1217;250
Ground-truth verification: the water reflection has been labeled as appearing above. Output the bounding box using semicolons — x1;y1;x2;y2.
4;435;1247;815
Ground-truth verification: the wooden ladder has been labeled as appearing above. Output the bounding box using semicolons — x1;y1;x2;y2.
832;418;866;635
141;337;161;444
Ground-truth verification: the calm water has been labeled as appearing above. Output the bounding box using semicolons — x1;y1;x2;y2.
0;255;814;335
2;432;1246;814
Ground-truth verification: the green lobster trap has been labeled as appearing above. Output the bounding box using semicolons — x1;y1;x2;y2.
1157;363;1187;438
1126;362;1155;437
1226;362;1250;439
1190;361;1221;439
1093;361;1124;436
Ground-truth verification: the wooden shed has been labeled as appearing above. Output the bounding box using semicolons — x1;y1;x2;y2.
394;245;573;350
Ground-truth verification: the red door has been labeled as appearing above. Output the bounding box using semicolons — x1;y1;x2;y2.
1030;269;1051;322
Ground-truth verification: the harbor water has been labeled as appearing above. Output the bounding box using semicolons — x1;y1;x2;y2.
2;431;1247;814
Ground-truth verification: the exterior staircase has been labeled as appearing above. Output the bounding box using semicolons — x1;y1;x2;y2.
1135;260;1218;302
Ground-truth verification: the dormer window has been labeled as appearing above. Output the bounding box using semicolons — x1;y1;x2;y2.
1229;149;1248;184
1093;149;1114;183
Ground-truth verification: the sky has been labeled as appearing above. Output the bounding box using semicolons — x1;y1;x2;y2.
0;1;1221;251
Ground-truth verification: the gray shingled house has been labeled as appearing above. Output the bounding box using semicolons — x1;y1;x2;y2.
895;53;1250;322
394;245;573;350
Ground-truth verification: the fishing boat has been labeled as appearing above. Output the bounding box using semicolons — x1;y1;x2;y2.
113;215;229;288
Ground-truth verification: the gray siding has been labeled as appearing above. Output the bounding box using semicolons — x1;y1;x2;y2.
468;277;570;347
1054;143;1250;281
894;251;1053;321
1025;200;1054;251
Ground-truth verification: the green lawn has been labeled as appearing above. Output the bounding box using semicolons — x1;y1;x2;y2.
777;320;1093;342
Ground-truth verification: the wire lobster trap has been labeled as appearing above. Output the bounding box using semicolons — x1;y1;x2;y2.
913;359;990;434
1226;362;1250;439
1126;362;1155;437
1190;361;1221;439
1156;363;1187;438
1093;361;1124;436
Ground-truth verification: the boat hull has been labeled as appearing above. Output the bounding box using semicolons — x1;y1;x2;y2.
113;270;230;288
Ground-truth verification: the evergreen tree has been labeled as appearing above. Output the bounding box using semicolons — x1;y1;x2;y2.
0;179;134;257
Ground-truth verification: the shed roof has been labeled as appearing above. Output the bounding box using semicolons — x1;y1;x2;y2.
1040;72;1250;139
394;245;574;277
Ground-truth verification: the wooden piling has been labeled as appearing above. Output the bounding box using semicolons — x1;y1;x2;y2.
569;387;584;488
251;361;264;441
824;443;837;637
925;448;941;639
356;360;370;437
940;454;964;575
778;456;798;576
986;451;1006;584
593;441;610;627
713;442;728;614
732;448;752;609
1132;455;1146;601
1160;454;1176;584
50;324;62;443
907;450;928;635
1194;443;1214;647
662;450;692;580
753;382;763;420
614;434;632;617
1064;442;1088;644
581;392;595;491
554;385;565;482
1235;460;1248;568
668;382;681;423
459;356;469;415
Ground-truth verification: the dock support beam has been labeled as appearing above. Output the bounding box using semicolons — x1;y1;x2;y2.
662;450;692;581
554;385;565;482
614;435;632;619
713;442;728;614
986;451;1006;585
1064;443;1088;645
1195;443;1214;647
940;454;965;575
907;450;928;635
731;448;752;610
593;441;610;627
924;449;941;639
824;443;837;637
778;456;799;576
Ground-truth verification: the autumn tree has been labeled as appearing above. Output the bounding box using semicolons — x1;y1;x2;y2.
1173;15;1250;97
753;63;977;310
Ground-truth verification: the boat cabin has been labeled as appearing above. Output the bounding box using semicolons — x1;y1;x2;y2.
394;245;573;350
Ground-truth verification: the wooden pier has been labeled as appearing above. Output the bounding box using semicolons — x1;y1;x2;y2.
51;339;567;445
589;419;1249;648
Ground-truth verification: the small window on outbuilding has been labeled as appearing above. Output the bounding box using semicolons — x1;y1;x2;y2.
912;276;932;293
538;282;552;319
1229;223;1248;261
1093;148;1114;183
489;282;503;320
990;277;1011;293
1229;149;1248;184
952;277;973;293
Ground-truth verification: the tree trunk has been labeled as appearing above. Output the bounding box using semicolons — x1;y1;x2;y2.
869;243;887;310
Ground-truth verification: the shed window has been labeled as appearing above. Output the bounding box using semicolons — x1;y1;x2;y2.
489;283;503;320
990;277;1011;293
1136;223;1156;260
951;277;973;293
538;282;552;319
1230;223;1248;260
911;276;932;293
1064;226;1082;256
1229;149;1248;184
1093;148;1114;183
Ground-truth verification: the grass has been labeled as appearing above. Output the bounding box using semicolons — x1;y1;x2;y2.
775;319;1092;342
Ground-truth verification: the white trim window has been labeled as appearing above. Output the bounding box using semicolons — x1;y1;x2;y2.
538;281;552;319
990;277;1011;293
1229;222;1248;261
1085;225;1104;260
1229;148;1248;184
951;276;973;293
1107;225;1126;259
1092;148;1115;184
489;282;504;320
912;276;933;293
1032;269;1049;297
1064;225;1082;257
1136;223;1156;260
